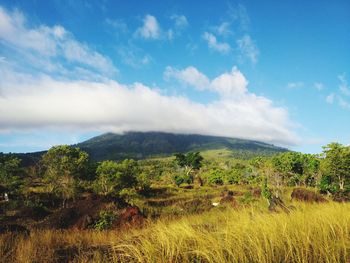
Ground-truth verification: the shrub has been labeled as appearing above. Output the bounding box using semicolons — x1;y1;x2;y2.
207;169;224;185
94;160;139;196
93;210;116;231
173;175;185;187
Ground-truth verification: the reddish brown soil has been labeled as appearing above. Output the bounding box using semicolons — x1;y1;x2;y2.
291;188;327;203
112;206;145;229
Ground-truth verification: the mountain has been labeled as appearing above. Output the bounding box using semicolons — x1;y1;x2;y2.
75;131;288;161
7;132;288;166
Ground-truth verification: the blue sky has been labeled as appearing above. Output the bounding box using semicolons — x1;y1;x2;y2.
0;0;349;154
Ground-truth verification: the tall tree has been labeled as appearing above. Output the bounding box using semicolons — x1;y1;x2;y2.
95;159;139;196
0;154;22;194
321;143;350;191
174;152;204;185
42;145;89;207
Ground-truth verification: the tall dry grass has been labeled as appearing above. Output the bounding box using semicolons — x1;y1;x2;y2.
116;202;349;263
0;202;349;262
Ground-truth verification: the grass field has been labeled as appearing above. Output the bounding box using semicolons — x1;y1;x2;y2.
1;201;349;263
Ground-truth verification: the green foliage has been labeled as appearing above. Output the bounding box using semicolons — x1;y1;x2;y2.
0;154;22;194
42;145;89;205
261;178;272;201
226;169;241;184
172;173;193;187
94;159;139;196
239;191;255;204
270;152;321;187
173;175;185;187
174;152;204;172
42;145;89;179
207;169;224;185
93;210;116;230
318;175;337;194
321;143;350;192
137;172;152;193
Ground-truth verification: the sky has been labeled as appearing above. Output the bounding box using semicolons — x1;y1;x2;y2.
0;0;349;154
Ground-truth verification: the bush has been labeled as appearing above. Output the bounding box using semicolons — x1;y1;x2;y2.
93;210;116;230
239;192;255;204
94;160;139;196
207;169;224;185
173;175;184;187
173;174;193;187
226;170;241;184
318;175;337;194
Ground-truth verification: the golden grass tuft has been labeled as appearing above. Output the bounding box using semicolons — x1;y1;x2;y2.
116;202;350;263
0;202;349;262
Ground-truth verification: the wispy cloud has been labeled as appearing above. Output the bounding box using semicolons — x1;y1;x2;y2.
0;6;116;76
338;74;350;96
338;96;350;109
164;66;210;91
213;22;232;37
118;45;152;68
135;14;187;41
105;18;128;33
229;3;250;31
135;14;161;39
203;32;230;54
170;14;188;29
314;82;324;91
236;35;259;64
287;82;304;89
326;93;335;104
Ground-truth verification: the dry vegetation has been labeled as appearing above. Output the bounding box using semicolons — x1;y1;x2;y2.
1;201;349;263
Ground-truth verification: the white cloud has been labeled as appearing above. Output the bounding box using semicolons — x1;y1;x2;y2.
203;32;230;54
105;18;128;33
326;93;335;104
286;82;304;89
236;35;259;64
164;66;248;97
338;74;350;96
170;15;188;29
118;45;152;68
135;14;183;41
0;6;116;75
135;14;161;39
211;67;248;96
229;3;250;31
314;82;324;91
214;22;232;37
0;64;298;146
338;96;350;109
164;66;210;91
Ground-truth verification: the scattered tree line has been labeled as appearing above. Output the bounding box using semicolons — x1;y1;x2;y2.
0;142;349;207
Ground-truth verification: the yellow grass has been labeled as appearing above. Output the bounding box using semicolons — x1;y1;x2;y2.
0;202;349;263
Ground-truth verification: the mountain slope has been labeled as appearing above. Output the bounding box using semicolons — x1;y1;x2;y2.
75;131;288;161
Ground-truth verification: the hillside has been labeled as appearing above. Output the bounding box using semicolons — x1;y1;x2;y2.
75;131;288;161
7;132;288;166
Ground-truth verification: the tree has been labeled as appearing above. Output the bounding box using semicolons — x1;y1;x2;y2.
42;145;89;207
302;154;320;187
95;159;139;196
271;152;304;186
321;143;350;192
0;154;22;195
174;152;204;185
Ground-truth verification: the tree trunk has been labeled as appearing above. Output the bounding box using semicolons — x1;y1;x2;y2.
339;176;344;191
